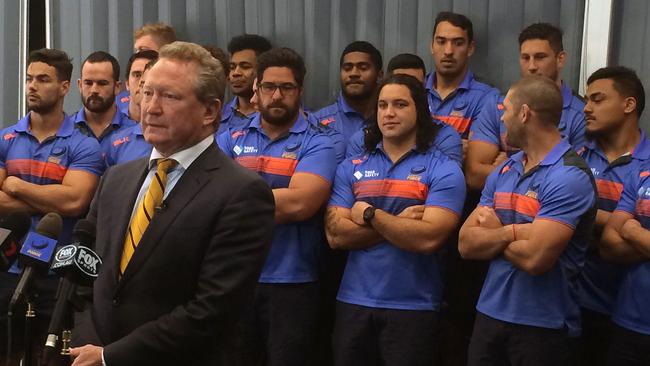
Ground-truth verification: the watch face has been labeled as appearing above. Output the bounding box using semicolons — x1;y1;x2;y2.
363;206;375;222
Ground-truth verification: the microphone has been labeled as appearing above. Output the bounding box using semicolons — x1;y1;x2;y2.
0;211;31;271
43;219;101;363
8;212;63;313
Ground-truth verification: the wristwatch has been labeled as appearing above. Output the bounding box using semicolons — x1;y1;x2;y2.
363;206;376;224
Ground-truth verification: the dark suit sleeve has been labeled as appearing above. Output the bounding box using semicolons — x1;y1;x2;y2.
103;177;274;365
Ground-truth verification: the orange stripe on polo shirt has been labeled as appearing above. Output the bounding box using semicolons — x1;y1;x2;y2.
494;192;540;217
596;179;624;201
6;159;67;182
433;115;472;135
640;171;650;178
636;199;650;217
235;155;298;177
354;179;428;201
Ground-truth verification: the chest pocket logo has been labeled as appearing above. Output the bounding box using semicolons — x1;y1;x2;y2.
47;147;66;165
281;142;301;159
407;165;426;181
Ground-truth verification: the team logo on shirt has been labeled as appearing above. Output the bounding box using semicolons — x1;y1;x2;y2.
591;168;600;177
47;147;66;165
319;117;335;126
231;130;246;139
407;165;426;181
639;186;650;198
281;143;300;159
233;145;243;155
353;171;363;180
364;170;380;178
113;136;130;147
3;133;16;141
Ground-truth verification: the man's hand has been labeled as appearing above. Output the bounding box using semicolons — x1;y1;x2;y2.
351;201;372;226
398;205;425;220
1;176;22;196
621;218;643;241
477;206;502;229
70;345;103;366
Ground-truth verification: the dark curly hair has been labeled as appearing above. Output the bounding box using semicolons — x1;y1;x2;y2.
364;74;439;153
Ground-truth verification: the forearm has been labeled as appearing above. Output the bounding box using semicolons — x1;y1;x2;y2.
465;161;498;191
0;191;37;213
8;180;93;217
593;210;611;238
272;187;326;224
459;224;513;260
621;224;650;258
325;209;383;250
371;209;453;254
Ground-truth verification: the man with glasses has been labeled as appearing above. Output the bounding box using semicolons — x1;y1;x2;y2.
217;47;337;366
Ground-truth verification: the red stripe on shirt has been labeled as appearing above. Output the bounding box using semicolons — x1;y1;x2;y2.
354;179;428;201
494;192;540;217
5;159;67;182
235;155;298;176
596;179;624;202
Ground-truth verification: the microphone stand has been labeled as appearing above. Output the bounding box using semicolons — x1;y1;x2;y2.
22;300;35;366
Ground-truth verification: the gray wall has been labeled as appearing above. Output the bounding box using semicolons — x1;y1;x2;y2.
0;1;23;125
610;0;650;132
38;1;585;118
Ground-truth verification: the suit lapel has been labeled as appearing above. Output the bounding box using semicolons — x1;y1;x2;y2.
117;144;222;286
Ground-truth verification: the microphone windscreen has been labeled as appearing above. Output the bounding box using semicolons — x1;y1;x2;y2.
36;212;63;239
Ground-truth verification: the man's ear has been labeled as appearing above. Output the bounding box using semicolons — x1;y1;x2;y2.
203;98;222;126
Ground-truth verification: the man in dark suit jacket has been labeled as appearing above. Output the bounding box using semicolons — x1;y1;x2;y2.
69;41;275;366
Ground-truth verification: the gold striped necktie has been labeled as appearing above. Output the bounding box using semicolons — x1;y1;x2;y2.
120;158;177;275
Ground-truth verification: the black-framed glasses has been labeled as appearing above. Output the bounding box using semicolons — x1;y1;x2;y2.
257;82;299;96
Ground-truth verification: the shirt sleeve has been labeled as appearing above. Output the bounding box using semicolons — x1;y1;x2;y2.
536;166;596;228
69;135;105;176
425;157;466;214
567;110;587;151
328;159;355;209
479;160;505;207
295;133;337;183
469;91;502;146
615;169;642;214
215;130;234;158
345;130;366;159
433;123;462;164
0;129;9;169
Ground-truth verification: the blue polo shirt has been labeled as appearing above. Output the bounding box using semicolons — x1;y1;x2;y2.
345;118;463;164
611;162;650;335
304;110;346;163
313;93;368;144
329;147;466;310
425;70;497;139
0;113;104;243
73;107;137;162
477;140;596;335
217;97;258;135
217;113;337;283
470;83;586;154
115;90;130;115
576;132;650;316
105;123;152;166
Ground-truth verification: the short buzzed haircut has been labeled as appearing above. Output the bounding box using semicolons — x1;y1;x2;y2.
134;22;177;46
510;75;563;127
227;34;272;56
340;41;383;71
434;11;474;43
157;41;226;104
587;66;646;118
519;23;564;54
387;53;426;75
257;47;307;87
28;48;73;82
125;50;159;79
